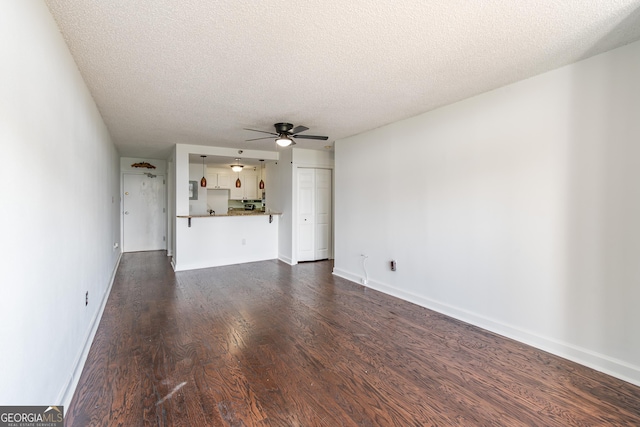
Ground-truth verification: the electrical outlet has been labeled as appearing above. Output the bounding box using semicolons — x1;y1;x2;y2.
391;260;397;271
85;291;88;306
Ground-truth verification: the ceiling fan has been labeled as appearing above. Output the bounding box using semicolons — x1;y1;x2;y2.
244;123;328;147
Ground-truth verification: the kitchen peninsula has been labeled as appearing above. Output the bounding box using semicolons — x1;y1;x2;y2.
174;210;281;271
177;210;281;227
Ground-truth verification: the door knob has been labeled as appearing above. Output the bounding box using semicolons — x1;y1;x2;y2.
124;211;129;215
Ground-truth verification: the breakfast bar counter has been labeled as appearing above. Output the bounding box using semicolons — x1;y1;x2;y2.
173;211;281;271
177;211;281;226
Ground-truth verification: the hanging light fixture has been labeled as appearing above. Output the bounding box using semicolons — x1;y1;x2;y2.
231;158;242;188
230;158;244;172
275;134;293;147
200;155;207;187
259;159;265;190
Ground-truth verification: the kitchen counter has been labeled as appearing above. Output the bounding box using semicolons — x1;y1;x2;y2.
177;211;281;227
177;211;281;218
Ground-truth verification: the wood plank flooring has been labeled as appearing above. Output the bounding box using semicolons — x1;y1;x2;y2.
67;251;640;426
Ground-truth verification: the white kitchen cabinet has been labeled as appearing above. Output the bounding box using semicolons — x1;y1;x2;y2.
229;178;243;199
217;173;231;189
206;171;232;189
229;172;259;200
244;174;258;199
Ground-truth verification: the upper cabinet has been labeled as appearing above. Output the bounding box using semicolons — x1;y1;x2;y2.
206;166;263;199
244;173;259;199
230;171;259;200
206;170;232;189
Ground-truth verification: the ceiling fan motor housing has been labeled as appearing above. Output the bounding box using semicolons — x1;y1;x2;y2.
274;123;294;134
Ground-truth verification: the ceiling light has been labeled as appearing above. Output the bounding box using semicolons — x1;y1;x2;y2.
230;158;244;172
275;134;293;147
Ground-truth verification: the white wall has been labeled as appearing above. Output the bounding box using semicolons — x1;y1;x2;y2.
334;39;640;386
0;2;121;406
270;149;294;263
293;148;335;168
168;151;176;257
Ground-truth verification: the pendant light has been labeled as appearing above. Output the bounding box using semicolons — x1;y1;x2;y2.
231;158;242;187
259;160;265;190
200;155;207;187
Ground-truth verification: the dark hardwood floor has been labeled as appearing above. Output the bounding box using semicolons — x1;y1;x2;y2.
67;251;640;426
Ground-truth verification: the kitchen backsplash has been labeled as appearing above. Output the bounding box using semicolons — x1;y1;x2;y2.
228;199;264;210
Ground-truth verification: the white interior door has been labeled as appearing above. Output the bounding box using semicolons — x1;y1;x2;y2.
123;173;166;252
297;168;332;262
297;168;315;262
314;169;331;260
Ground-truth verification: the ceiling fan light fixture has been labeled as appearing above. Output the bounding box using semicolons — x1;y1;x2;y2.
275;134;293;147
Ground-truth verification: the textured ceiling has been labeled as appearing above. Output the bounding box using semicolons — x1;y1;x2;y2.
45;0;640;158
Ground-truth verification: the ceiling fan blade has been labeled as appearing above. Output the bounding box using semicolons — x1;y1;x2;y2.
292;134;329;140
246;136;275;141
243;128;278;136
291;125;309;134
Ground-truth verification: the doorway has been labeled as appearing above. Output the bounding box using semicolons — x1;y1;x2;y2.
123;173;166;252
297;168;332;262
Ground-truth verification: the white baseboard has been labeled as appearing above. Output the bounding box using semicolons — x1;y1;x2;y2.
278;254;295;265
58;252;122;408
332;267;640;388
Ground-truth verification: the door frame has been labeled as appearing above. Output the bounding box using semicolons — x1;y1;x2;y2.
293;166;334;264
121;171;167;253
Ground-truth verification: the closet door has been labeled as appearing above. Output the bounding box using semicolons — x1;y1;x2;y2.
297;168;332;262
297;168;315;262
314;168;331;260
